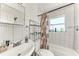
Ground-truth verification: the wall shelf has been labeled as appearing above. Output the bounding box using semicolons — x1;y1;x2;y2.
29;20;40;40
0;22;24;26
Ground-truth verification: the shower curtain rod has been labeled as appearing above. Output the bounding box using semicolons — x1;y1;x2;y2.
38;3;74;16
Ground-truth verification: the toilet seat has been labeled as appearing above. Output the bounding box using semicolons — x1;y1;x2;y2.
37;49;54;56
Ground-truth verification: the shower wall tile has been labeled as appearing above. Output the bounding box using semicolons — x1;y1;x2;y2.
65;4;75;27
48;4;75;50
0;23;25;43
13;25;24;42
74;4;79;53
0;24;14;42
49;27;74;49
74;30;79;53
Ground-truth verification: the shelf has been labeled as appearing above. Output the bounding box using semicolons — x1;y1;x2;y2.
0;22;24;26
29;20;40;43
30;32;41;34
29;24;40;27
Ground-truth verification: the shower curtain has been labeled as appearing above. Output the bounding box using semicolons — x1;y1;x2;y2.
40;13;47;49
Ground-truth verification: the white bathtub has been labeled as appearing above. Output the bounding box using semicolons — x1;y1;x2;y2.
49;44;79;56
0;40;34;56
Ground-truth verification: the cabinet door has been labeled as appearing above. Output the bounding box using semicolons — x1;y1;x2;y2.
0;4;14;24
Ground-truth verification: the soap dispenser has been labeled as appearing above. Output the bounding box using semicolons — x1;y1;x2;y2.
25;35;28;43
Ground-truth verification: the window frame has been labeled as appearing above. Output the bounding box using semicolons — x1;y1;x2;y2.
49;16;65;32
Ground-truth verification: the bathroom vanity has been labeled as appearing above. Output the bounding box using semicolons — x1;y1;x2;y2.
0;40;34;56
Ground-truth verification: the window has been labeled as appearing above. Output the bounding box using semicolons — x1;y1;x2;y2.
49;17;65;32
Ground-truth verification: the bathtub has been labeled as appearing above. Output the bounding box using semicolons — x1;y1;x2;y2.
0;40;34;56
49;44;79;56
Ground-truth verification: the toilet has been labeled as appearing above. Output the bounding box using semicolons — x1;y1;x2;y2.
36;49;54;56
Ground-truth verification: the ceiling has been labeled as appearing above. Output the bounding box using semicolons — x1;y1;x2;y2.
37;3;70;14
22;3;70;14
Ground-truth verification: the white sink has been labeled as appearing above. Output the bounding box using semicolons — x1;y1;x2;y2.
0;40;34;56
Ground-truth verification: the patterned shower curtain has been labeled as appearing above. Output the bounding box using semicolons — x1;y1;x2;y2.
40;13;47;49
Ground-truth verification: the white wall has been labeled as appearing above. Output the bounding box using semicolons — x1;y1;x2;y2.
25;4;38;25
0;23;26;44
24;3;40;51
0;3;39;45
48;4;79;54
0;24;14;43
74;4;79;53
0;4;25;44
24;3;39;37
48;4;75;49
13;25;23;42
